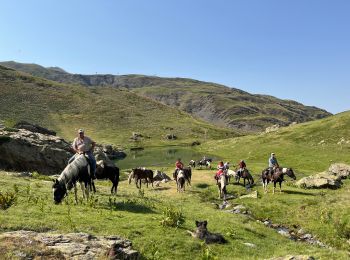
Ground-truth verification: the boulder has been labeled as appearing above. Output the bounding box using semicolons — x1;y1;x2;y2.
328;163;350;179
265;124;280;133
239;191;258;199
296;172;342;189
0;128;73;175
14;121;56;136
165;134;177;140
0;231;140;260
153;170;171;182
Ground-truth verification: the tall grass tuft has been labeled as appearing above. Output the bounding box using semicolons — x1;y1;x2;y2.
0;191;17;210
159;206;185;228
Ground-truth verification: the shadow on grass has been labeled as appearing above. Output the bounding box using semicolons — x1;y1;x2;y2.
282;190;316;196
108;200;155;214
153;187;171;191
195;183;210;189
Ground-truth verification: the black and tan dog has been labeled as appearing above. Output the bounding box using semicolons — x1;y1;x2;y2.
187;220;227;244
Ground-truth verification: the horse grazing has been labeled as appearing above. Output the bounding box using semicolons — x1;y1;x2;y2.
189;160;196;168
216;173;227;201
52;154;92;204
262;167;296;193
90;160;119;194
236;168;254;186
177;170;186;192
128;168;154;189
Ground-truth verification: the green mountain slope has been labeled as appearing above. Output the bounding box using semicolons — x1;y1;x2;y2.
0;65;237;146
0;61;331;132
200;110;350;175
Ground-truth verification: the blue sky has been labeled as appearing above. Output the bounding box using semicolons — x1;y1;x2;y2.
0;0;349;114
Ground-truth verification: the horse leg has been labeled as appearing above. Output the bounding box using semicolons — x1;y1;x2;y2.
85;182;90;200
273;181;276;194
279;181;282;193
74;184;78;204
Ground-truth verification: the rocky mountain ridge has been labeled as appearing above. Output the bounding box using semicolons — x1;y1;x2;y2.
0;61;332;132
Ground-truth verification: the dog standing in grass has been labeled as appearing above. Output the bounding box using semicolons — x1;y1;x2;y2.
187;220;226;244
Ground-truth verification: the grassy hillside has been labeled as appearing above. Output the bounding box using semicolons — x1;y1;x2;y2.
199;110;350;175
0;65;237;147
0;169;348;259
0;61;331;132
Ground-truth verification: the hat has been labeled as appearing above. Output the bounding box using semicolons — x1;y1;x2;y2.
78;129;84;134
271;153;275;156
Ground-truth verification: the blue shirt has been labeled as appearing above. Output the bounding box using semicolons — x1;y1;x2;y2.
269;157;278;167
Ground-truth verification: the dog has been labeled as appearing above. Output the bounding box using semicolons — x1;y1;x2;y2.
187;220;226;244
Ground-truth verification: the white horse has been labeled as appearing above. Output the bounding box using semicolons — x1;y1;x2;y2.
226;169;238;183
52;154;91;204
217;173;227;201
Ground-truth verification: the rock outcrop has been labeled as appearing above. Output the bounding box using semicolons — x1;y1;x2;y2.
0;128;73;175
99;144;127;160
296;163;350;189
0;231;140;260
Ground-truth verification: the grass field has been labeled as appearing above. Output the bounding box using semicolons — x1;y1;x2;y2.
0;167;349;259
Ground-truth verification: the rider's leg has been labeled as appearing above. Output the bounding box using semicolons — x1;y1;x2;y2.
86;151;96;179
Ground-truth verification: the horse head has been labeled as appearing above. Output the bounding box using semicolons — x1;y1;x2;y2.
52;179;67;204
285;168;296;180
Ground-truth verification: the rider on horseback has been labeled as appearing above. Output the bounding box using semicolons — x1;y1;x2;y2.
268;153;279;176
215;161;225;180
236;160;246;177
173;158;184;180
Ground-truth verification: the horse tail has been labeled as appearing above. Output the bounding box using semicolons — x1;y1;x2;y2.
128;171;134;184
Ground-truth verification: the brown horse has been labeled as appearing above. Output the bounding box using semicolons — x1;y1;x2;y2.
236;168;254;186
262;167;296;193
128;168;154;189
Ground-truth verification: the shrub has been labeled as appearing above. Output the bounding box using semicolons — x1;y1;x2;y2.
0;191;17;210
160;206;185;228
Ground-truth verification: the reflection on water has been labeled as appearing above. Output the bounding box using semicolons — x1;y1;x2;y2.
115;146;219;169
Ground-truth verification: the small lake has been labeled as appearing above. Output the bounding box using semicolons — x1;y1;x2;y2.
115;146;220;169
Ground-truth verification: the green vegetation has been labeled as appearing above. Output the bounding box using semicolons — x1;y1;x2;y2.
0;169;348;259
0;65;237;147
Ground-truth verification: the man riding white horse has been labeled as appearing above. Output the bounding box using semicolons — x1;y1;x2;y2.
68;129;96;179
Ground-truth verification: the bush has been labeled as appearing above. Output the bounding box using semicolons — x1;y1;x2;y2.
0;191;17;210
160;206;185;228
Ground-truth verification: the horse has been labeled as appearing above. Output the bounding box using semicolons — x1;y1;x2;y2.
216;173;227;201
90;160;119;194
198;158;212;169
262;167;296;193
189;160;196;168
174;167;192;187
128;168;154;189
52;154;92;204
177;170;186;192
236;168;254;186
226;169;238;183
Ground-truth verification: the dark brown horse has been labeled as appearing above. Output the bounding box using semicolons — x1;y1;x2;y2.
262;167;296;193
236;168;254;186
90;160;119;194
128;168;154;189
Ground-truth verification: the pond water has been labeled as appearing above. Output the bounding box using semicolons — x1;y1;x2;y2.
115;146;220;169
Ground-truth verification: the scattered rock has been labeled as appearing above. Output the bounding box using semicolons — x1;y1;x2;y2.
318;140;325;145
0;128;73;175
0;231;140;260
97;144;127;160
265;124;280;133
165;134;177;140
14;121;56;136
239;190;258;199
191;141;201;146
296;167;348;189
243;242;257;248
153;170;171;182
226;205;250;215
